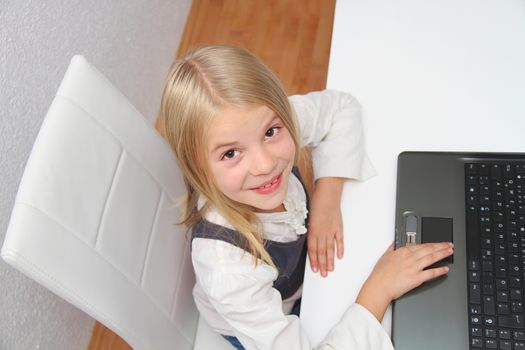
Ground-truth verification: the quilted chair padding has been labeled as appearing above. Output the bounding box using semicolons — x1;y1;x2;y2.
2;56;231;350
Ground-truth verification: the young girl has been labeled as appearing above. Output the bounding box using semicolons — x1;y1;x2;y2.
159;45;453;350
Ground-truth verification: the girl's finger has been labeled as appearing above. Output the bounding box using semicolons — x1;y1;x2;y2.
307;238;319;273
336;230;344;259
327;237;335;271
317;237;327;277
405;242;453;259
418;265;450;284
416;246;454;271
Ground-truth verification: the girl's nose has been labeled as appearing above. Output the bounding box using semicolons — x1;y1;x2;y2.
250;146;276;175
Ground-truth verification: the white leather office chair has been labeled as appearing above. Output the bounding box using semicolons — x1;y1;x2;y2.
1;56;231;350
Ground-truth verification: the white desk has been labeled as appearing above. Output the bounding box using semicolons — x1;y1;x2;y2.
301;0;525;346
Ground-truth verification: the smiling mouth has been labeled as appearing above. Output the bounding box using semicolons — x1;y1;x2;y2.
258;177;279;189
250;173;283;194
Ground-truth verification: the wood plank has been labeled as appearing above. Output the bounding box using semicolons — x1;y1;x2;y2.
87;322;132;350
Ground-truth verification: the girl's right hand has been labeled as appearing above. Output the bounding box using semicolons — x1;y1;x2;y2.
356;242;454;321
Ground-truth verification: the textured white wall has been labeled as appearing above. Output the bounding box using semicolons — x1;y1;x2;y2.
0;0;191;349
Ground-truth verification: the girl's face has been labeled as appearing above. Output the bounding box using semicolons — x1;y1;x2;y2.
206;104;296;212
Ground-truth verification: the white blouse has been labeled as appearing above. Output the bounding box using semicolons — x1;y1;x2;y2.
192;90;393;349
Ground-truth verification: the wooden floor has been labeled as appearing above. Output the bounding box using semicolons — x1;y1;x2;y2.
86;0;335;348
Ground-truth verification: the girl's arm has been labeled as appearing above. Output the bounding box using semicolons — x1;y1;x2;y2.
308;177;344;277
290;90;376;277
193;238;395;350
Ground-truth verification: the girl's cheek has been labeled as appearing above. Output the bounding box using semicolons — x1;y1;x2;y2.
284;136;296;160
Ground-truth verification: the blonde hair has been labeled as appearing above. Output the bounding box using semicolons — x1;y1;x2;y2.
159;45;301;267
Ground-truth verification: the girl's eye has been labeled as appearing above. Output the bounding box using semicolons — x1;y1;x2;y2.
222;149;238;160
265;127;279;138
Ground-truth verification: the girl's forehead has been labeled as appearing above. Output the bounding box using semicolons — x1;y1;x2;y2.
206;104;279;150
212;104;276;131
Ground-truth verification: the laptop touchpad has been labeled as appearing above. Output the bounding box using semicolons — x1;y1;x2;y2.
421;217;453;265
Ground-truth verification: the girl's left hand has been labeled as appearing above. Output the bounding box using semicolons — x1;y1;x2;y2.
307;177;345;277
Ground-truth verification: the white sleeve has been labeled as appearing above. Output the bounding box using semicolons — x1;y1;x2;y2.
192;239;393;350
319;303;394;350
289;90;376;181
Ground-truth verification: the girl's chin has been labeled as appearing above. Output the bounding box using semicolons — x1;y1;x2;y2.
249;191;287;213
252;202;285;213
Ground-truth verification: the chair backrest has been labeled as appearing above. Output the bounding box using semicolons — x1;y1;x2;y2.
1;56;199;350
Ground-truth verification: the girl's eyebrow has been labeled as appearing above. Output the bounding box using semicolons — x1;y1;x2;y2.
210;141;239;154
264;114;281;128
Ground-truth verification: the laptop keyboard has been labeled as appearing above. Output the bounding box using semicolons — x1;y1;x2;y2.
466;162;525;349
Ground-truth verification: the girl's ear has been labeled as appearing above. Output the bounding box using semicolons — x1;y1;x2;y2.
154;114;167;139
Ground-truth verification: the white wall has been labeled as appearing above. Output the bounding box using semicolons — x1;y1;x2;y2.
0;1;191;349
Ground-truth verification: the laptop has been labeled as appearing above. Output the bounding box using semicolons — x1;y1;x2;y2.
392;151;525;350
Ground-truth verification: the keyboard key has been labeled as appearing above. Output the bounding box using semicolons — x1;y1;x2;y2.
498;303;510;315
485;328;497;338
484;296;496;315
470;284;481;304
483;271;494;281
515;331;525;340
470;305;481;314
495;232;505;242
479;164;490;175
500;340;512;350
504;164;515;178
470;258;481;270
496;256;507;266
481;237;493;248
510;276;522;287
512;301;523;313
483;284;495;295
483;261;494;272
485;339;497;348
469;271;480;282
467;175;478;184
480;196;491;205
484;316;496;327
466;163;478;174
479;176;489;185
500;329;511;339
471;326;482;337
492;164;503;179
496;267;507;278
498;291;509;302
497;279;509;290
499;315;525;329
467;195;478;204
510;254;521;264
511;289;522;300
515;342;525;350
471;337;482;348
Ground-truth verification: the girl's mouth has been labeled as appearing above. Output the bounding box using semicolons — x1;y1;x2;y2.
251;174;282;194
